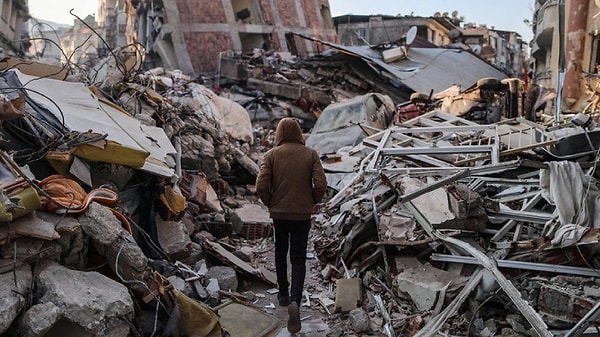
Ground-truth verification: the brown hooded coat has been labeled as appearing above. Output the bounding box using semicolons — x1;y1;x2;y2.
256;118;327;221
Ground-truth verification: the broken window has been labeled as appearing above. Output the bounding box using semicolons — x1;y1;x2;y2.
285;33;298;55
239;32;269;53
231;0;262;25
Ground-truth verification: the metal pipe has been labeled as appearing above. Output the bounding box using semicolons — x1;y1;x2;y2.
430;253;600;278
398;169;470;203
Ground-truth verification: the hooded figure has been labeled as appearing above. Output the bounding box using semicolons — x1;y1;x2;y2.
256;117;327;333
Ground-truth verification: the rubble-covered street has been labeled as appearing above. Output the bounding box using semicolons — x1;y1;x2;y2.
0;0;598;336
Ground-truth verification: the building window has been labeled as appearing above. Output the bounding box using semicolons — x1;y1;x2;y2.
231;0;263;24
285;33;298;55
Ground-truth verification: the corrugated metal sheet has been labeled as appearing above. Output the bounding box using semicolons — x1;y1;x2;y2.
338;45;508;94
295;33;508;95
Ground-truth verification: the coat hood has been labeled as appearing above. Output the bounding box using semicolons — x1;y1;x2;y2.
275;118;304;146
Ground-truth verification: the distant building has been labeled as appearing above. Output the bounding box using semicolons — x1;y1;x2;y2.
28;19;71;64
462;24;528;79
0;0;30;55
334;12;528;80
334;14;459;47
60;15;100;69
97;0;129;56
119;0;337;75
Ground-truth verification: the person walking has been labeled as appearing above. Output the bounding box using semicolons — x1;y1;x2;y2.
256;118;327;333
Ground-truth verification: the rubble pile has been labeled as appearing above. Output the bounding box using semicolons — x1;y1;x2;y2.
0;39;597;337
301;107;600;336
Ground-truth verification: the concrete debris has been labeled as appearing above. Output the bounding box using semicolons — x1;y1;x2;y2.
347;307;370;332
17;302;61;337
395;264;461;311
0;265;32;334
36;262;134;337
205;265;238;293
155;216;193;260
0;26;598;337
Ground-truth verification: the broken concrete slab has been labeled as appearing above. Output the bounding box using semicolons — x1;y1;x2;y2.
247;78;333;105
202;240;269;284
79;203;148;286
0;265;32;334
206;265;238;292
156;215;192;260
17;302;61;337
395;264;460;311
9;212;60;240
378;212;416;242
38;213;86;270
36;262;134;337
402;177;487;231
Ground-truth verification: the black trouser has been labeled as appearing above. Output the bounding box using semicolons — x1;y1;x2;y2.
273;218;311;304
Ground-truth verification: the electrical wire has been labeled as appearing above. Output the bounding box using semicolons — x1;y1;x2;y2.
69;9;127;78
1;86;68;134
29;20;63;59
120;211;171;261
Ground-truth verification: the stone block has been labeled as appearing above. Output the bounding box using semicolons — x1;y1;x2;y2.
206;265;238;292
37;262;133;337
334;278;361;313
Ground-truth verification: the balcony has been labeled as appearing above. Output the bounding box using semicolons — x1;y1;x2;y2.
534;0;558;48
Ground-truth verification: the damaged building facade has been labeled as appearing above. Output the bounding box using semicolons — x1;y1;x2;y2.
2;0;600;336
97;0;128;56
334;14;459;47
0;0;29;56
334;12;528;80
531;0;600;113
112;0;337;75
59;14;100;67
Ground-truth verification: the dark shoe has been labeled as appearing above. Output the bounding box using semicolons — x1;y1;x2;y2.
278;293;289;306
287;301;301;333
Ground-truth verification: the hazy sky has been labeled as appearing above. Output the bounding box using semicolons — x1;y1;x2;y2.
28;0;97;25
27;0;536;41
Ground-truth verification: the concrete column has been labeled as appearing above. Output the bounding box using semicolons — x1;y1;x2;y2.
562;0;589;109
312;0;324;27
221;0;242;51
293;0;313;54
268;0;288;52
162;0;194;75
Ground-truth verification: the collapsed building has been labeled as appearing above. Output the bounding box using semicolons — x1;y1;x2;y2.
0;1;599;336
100;0;338;74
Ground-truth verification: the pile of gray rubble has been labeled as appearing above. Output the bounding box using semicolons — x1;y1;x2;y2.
0;46;598;337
